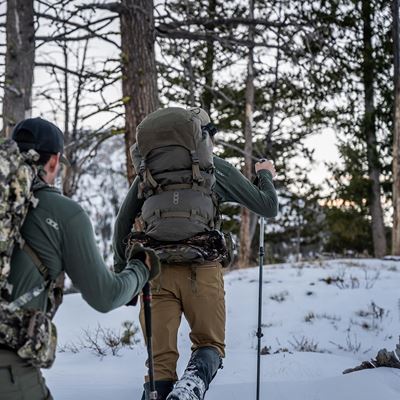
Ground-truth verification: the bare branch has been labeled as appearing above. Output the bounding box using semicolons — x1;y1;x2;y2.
156;17;292;30
75;2;124;14
35;62;108;80
157;61;240;107
81;100;122;121
35;12;118;30
36;32;120;47
215;138;260;162
156;27;279;49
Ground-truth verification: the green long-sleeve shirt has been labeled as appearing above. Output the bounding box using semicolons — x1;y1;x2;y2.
9;185;149;313
113;156;278;271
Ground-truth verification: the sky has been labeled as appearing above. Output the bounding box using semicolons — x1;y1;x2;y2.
302;129;340;185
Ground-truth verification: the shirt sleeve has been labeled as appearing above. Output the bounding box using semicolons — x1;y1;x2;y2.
113;177;144;272
215;159;278;218
62;209;149;313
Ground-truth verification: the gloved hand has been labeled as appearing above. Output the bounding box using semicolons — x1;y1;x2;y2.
128;243;161;281
255;158;276;178
125;295;139;307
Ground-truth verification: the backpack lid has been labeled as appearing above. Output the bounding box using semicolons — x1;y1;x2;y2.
136;107;202;158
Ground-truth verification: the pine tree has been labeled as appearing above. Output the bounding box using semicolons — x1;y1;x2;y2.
2;0;35;137
298;0;393;256
120;0;159;184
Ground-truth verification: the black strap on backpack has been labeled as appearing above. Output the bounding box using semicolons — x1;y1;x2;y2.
6;242;63;316
23;243;49;279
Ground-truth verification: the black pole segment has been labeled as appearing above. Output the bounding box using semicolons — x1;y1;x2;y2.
143;282;158;400
256;218;265;400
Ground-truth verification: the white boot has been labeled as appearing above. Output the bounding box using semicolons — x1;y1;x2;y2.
166;347;221;400
166;370;206;400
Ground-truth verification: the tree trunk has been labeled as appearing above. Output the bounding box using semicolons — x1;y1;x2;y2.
238;0;255;268
201;0;217;115
2;0;35;137
120;0;159;184
61;38;73;198
393;0;400;255
361;0;387;258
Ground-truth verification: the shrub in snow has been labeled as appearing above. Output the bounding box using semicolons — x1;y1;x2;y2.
288;336;327;353
269;290;289;302
57;321;141;358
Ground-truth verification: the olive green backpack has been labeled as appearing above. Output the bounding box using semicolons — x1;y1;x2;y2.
131;107;218;242
128;107;233;266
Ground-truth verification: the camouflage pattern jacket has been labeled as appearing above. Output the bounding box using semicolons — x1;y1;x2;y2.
9;184;149;313
113;156;278;271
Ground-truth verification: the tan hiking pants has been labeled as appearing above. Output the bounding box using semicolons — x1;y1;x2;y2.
139;262;225;382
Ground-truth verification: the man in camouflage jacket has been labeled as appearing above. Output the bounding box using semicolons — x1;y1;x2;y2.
0;117;157;400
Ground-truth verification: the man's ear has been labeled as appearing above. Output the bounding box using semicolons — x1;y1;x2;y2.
48;153;61;173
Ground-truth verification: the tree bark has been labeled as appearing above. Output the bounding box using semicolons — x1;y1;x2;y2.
120;0;159;184
2;0;35;137
393;0;400;255
361;0;387;257
61;38;73;197
238;0;255;268
201;0;217;115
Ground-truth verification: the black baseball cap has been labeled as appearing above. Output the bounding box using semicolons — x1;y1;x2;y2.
12;117;69;165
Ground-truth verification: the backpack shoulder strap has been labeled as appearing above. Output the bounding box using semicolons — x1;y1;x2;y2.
5;243;50;312
22;242;49;280
7;242;63;316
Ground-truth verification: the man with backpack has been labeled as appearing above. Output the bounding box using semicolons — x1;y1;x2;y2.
113;107;278;400
0;117;160;399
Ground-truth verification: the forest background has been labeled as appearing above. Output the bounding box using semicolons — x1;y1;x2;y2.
0;0;399;269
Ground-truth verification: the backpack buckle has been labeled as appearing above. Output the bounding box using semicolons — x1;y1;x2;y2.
190;150;199;164
139;160;146;177
190;151;204;184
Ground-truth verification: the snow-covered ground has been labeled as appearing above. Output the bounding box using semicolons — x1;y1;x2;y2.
44;259;400;399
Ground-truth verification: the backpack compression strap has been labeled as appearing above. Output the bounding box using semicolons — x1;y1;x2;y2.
138;152;209;199
5;243;50;313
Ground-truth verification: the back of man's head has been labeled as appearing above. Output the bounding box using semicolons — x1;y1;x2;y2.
12;117;66;165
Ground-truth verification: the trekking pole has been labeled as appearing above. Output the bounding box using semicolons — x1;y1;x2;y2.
143;282;157;400
256;217;265;400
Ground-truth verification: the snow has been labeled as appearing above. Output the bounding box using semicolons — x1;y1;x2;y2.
44;259;400;399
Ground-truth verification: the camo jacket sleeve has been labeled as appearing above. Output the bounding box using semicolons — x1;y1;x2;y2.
113;177;144;273
213;156;278;218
